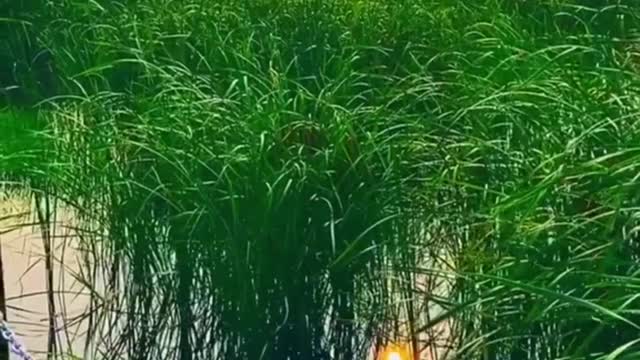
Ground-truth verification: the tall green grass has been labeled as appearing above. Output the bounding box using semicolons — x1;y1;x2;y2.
4;0;640;359
0;109;49;183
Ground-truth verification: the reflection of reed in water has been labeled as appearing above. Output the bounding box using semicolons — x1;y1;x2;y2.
1;191;457;360
0;195;98;360
368;243;456;360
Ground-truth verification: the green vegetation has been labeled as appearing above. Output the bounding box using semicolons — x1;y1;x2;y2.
0;109;47;179
3;0;640;359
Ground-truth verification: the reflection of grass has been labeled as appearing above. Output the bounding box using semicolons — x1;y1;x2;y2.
0;108;47;177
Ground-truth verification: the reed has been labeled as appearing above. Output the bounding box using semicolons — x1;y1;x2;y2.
2;1;640;359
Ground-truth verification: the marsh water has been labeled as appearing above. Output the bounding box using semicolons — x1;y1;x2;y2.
1;195;453;360
1;195;96;359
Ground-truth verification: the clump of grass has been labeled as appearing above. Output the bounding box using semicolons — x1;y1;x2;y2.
5;1;640;360
36;1;430;357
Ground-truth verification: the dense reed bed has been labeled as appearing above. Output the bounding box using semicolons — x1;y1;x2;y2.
3;1;640;359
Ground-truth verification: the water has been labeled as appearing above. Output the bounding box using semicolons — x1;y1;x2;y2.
1;195;97;359
1;195;455;360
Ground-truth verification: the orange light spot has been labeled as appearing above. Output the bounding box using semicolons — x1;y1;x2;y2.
377;343;412;360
